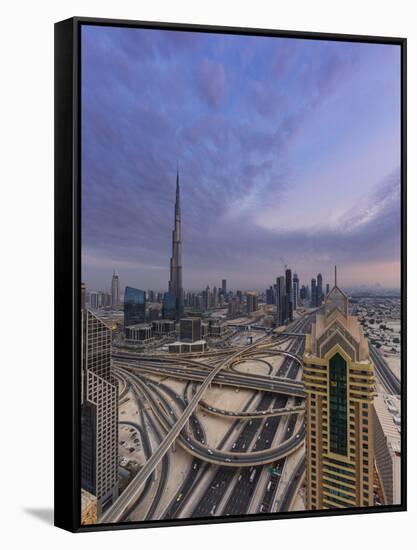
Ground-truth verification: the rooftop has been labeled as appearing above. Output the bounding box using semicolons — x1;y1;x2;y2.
169;339;207;346
125;323;152;329
374;394;401;443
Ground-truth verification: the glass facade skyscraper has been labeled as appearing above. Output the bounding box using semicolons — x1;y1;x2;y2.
303;270;375;509
162;291;177;320
124;286;146;327
285;268;293;322
81;307;118;518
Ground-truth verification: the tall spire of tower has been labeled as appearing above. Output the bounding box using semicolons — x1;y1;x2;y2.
334;265;337;287
168;168;183;320
111;270;120;308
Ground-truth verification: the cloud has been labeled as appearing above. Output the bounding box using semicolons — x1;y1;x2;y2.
197;58;227;108
80;26;401;290
339;168;400;234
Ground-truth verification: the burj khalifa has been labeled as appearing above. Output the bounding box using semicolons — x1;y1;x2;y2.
168;170;183;319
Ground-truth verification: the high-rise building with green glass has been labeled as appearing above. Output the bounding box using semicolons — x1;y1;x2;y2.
303;267;375;510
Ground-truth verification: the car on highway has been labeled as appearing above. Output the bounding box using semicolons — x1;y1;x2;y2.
207;449;214;455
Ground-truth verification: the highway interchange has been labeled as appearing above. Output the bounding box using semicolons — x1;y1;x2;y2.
100;308;400;524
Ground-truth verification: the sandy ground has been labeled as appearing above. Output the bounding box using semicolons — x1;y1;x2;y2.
196;386;251;448
203;383;254;410
232;358;272;376
118;423;146;465
383;354;401;380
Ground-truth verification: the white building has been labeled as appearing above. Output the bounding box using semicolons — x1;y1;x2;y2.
373;395;401;505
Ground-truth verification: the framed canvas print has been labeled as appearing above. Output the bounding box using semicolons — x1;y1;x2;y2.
54;16;407;532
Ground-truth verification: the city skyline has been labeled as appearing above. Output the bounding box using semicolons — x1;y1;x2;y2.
82;176;400;296
81;26;401;291
77;23;402;526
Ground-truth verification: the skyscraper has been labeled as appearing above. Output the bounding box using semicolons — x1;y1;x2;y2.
285;268;293;322
303;268;375;510
276;276;286;326
111;271;119;308
212;286;218;307
162;291;177;319
81;301;118;518
124;286;146;327
168;170;183;320
293;272;300;311
266;285;275;305
228;298;239;317
221;279;227;300
246;291;259;315
180;318;202;342
317;273;323;307
311;278;317;308
203;285;211;311
300;285;307;304
89;291;99;310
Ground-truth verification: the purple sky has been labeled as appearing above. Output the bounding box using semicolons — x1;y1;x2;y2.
81;25;401;293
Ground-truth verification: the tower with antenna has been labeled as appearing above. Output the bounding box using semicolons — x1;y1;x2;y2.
168;168;184;319
111;270;119;308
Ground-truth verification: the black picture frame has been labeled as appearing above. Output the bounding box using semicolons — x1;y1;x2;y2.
54;16;407;533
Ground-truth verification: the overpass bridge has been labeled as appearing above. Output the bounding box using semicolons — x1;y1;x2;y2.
100;335;273;523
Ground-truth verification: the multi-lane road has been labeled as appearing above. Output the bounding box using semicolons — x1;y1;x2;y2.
101;313;313;523
369;345;401;395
